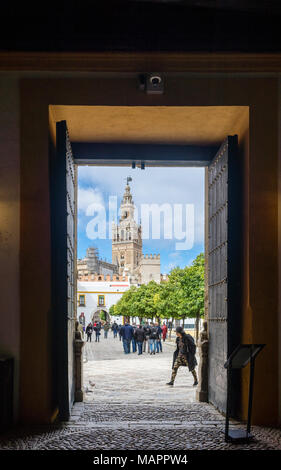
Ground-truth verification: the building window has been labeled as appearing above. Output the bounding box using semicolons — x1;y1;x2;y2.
98;295;105;306
79;295;85;306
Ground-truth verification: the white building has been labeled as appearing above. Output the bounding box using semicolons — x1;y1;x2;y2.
77;274;130;326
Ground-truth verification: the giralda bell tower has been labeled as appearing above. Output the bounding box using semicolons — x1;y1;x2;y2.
112;177;142;276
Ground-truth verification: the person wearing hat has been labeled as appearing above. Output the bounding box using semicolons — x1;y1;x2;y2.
166;326;198;386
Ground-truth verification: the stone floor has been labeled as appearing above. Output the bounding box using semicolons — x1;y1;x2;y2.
1;333;281;451
82;332;197;403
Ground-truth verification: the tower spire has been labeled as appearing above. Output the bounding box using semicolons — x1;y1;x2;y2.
112;177;142;277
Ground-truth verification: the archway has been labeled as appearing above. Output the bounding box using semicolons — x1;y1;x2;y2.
52;105;248;421
92;309;110;324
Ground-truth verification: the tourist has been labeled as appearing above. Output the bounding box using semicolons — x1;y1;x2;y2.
162;322;167;342
166;326;198;386
86;322;93;342
117;324;122;341
134;324;145;355
112;322;118;338
143;322;151;353
93;322;101;342
131;322;137;353
120;322;134;354
155;322;163;353
104;322;110;339
148;322;158;355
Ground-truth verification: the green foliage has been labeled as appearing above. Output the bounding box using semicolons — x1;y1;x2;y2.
109;253;205;324
164;253;205;321
100;310;107;321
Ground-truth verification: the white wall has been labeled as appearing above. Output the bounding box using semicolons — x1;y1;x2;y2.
77;280;130;326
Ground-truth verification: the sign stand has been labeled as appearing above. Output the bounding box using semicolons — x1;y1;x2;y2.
224;344;265;443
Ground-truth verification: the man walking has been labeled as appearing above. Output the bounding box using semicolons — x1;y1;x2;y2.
103;322;110;339
131;322;137;353
162;322;167;342
134;324;145;355
112;322;118;338
166;326;198;386
120;322;134;354
155;322;163;353
118;324;122;341
86;322;93;342
143;322;150;353
148;322;158;355
93;322;101;342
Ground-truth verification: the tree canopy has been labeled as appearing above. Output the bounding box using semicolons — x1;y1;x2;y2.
110;253;205;324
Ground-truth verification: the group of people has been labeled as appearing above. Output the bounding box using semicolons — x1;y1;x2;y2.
115;322;198;386
112;321;168;356
84;319;198;386
85;320;117;342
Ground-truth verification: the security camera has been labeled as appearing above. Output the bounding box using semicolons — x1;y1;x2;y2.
146;73;164;94
150;75;162;86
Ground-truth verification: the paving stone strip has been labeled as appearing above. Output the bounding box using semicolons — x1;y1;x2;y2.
1;336;281;450
1;401;281;451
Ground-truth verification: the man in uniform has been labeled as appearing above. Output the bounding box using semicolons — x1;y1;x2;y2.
166;326;198;386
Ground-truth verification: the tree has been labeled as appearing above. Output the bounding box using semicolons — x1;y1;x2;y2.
100;310;107;322
112;285;138;322
158;253;205;340
108;253;204;338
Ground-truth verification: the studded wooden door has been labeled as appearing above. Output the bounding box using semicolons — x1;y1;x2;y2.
207;135;241;414
55;120;77;420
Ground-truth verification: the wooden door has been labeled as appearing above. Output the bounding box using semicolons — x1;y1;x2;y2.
207;135;241;414
55;120;77;420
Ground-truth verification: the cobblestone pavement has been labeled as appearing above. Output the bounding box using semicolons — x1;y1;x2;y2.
1;333;281;450
82;332;197;403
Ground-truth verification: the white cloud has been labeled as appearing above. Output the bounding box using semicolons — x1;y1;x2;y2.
78;187;105;214
78;166;205;244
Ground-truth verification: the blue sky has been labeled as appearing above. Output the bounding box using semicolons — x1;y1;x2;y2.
78;166;205;274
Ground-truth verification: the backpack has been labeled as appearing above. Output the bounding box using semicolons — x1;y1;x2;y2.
150;327;157;339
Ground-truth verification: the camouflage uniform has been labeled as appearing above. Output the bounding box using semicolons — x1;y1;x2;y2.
171;354;198;383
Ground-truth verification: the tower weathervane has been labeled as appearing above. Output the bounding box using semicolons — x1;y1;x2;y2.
127;176;132;186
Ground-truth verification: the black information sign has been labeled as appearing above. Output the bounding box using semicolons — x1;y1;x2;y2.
224;344;265;443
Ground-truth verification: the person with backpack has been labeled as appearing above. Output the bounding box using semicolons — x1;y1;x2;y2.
93;322;101;342
117;324;122;341
142;322;151;353
86;322;93;342
134;324;146;355
112;322;118;338
120;322;134;354
155;322;163;353
103;322;110;339
148;322;158;355
166;326;198;386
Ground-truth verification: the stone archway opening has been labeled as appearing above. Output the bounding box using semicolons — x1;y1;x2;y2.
92;309;110;324
51;104;249;422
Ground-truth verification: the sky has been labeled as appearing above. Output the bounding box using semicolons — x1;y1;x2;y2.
78;165;205;274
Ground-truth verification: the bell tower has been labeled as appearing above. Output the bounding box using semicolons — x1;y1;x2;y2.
112;178;142;276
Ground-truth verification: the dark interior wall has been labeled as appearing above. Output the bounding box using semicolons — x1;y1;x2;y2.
1;2;281;52
0;76;20;422
20;75;278;425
